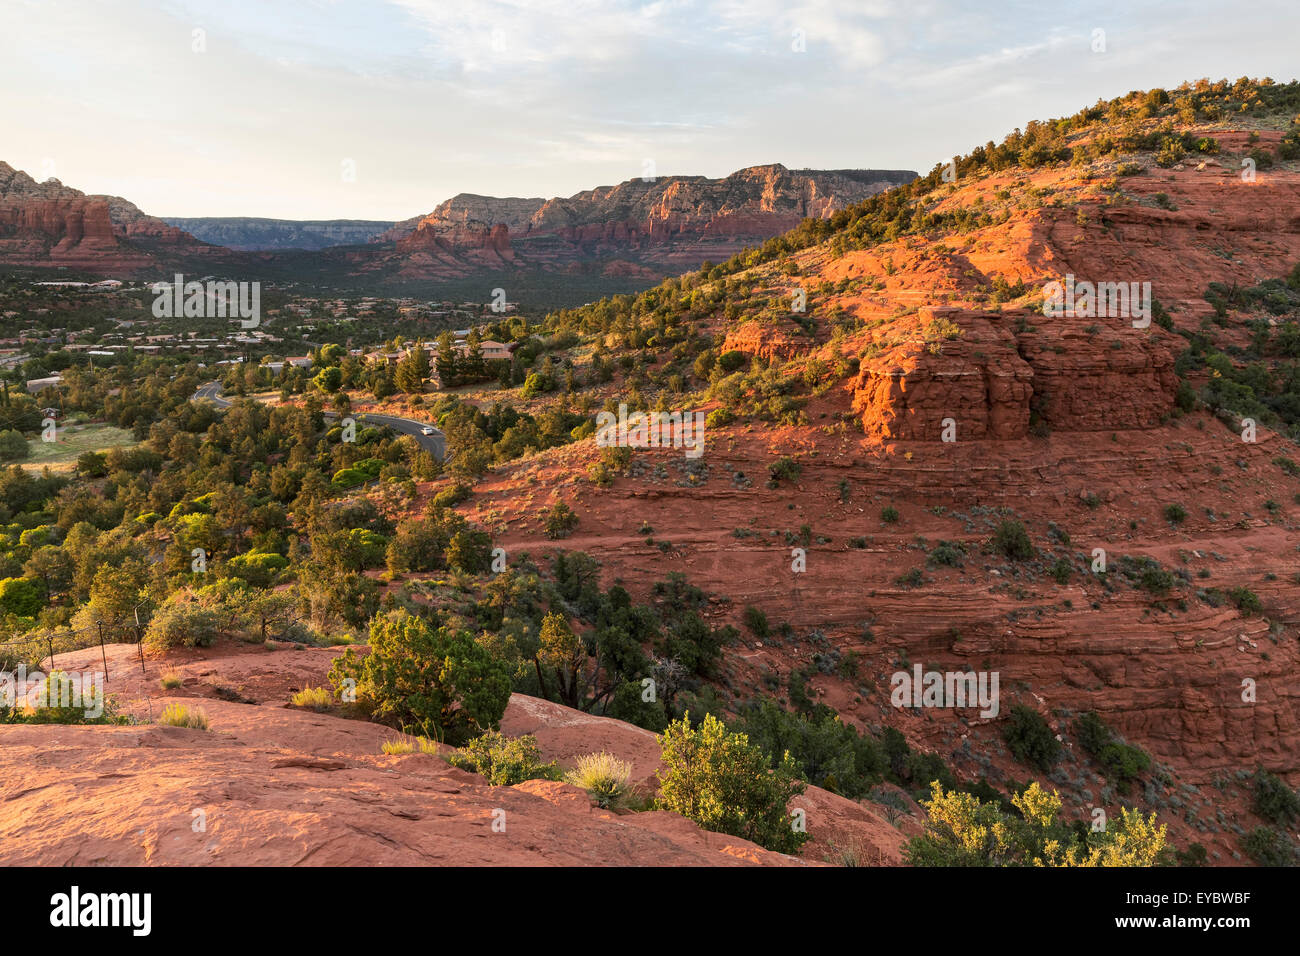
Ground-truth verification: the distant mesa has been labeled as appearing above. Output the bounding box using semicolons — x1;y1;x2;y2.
391;165;918;250
366;164;918;281
162;217;400;251
0;159;919;294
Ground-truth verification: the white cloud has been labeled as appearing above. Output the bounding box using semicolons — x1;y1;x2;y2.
0;0;1295;218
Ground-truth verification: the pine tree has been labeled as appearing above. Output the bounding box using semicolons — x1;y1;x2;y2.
465;328;486;382
395;342;430;393
435;331;458;387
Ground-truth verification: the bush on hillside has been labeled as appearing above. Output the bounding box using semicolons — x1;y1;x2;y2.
1003;704;1060;771
329;609;511;744
656;713;808;854
445;731;561;785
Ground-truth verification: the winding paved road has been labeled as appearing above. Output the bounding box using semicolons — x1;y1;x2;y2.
193;381;446;459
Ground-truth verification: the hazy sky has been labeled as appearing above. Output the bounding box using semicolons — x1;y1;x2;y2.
2;0;1296;220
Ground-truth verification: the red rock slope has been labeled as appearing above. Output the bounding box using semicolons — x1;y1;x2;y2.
0;642;906;866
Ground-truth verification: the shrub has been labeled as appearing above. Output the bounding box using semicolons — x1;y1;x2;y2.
565;752;633;808
1242;825;1295;866
599;445;632;471
1176;843;1209;867
656;713;808;854
1154;136;1186;168
927;541;967;567
734;697;887;800
1228;586;1263;616
520;372;555;398
6;671;124;725
144;597;221;650
291;686;333;711
226;550;288;588
905;782;1168;866
1164;503;1188;526
446;731;562;785
768;456;801;484
881;505;900;523
895;567;924;589
0;577;43;617
432;483;472;509
1050;557;1072;584
705;407;734;428
1121;556;1177;595
159;703;209;730
1071;712;1154;790
160;672;182;690
991;520;1034;560
1251;768;1300;826
1003;704;1060;771
543;502;579;539
446;529;492;574
717;350;748;372
1095;741;1153;793
742;605;770;638
1073;710;1112;754
328;609;511;744
76;450;108;477
0;429;29;462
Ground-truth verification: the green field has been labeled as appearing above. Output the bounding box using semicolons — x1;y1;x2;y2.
20;424;137;469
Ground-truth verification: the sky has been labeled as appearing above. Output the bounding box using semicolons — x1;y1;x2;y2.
2;0;1297;221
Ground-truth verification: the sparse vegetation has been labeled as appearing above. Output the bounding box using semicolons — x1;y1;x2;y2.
291;686;333;711
565;752;634;808
159;703;209;731
445;731;562;786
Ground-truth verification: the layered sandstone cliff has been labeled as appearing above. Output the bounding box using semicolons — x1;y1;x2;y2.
378;165;916;279
845;307;1177;441
0;161;217;272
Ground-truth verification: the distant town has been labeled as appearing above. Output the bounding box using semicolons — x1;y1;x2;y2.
0;275;525;393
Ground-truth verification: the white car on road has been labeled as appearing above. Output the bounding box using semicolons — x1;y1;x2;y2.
420;426;435;436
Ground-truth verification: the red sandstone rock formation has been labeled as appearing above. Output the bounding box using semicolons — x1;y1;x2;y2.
0;161;219;273
453;125;1300;865
374;164;915;281
845;307;1177;441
